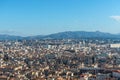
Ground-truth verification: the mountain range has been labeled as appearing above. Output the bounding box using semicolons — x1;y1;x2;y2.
0;31;120;40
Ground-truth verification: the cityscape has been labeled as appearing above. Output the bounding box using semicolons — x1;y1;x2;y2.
0;37;120;80
1;0;120;80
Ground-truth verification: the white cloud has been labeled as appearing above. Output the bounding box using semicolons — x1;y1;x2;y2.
110;16;120;22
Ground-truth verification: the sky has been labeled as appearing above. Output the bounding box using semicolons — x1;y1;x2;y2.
0;0;120;36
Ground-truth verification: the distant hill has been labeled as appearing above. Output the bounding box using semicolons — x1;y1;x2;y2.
0;31;120;40
41;31;120;39
0;34;23;40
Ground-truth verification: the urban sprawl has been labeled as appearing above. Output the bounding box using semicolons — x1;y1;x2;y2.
0;39;120;80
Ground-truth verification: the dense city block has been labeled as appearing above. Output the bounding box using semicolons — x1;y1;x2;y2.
0;39;120;80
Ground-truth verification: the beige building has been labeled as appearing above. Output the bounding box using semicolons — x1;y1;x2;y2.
110;44;120;48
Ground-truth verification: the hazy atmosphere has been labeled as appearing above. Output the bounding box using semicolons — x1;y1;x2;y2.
0;0;120;36
1;1;120;80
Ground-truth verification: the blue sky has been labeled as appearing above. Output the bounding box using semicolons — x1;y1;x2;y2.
0;0;120;36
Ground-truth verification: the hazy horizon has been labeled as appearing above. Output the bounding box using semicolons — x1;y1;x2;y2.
1;0;120;36
0;30;119;37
